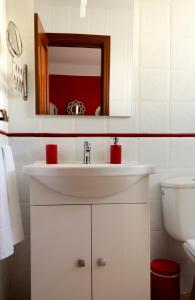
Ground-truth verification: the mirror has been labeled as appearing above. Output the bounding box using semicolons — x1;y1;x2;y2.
6;21;23;58
34;0;133;116
35;14;110;115
49;46;102;115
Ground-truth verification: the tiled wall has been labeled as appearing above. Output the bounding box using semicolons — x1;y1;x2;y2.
2;0;195;298
0;0;8;135
0;0;9;298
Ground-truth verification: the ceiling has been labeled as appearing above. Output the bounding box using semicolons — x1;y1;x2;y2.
48;47;101;66
35;0;132;10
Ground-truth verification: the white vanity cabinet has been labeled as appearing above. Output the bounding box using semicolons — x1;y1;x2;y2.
92;204;149;300
31;205;92;300
31;202;149;300
25;163;154;300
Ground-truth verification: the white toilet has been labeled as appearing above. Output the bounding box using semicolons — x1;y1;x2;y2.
161;177;195;299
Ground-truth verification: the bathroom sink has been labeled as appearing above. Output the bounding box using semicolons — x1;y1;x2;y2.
23;162;155;198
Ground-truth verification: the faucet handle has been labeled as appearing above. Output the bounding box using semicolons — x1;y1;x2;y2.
88;142;91;150
84;141;91;150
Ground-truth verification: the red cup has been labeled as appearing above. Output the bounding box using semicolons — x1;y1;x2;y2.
46;144;58;164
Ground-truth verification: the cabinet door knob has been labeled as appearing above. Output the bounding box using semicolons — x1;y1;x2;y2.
77;259;86;267
97;258;107;267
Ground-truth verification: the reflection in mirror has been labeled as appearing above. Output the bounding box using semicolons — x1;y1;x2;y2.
48;47;102;115
34;0;133;116
35;13;110;116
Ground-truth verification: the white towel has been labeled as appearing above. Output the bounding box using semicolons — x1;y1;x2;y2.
2;145;24;245
0;146;14;259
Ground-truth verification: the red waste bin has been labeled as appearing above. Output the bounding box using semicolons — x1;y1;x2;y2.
151;259;180;300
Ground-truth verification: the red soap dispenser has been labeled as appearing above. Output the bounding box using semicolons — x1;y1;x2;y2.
110;137;122;164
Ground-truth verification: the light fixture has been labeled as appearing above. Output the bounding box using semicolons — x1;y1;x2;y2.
80;0;87;18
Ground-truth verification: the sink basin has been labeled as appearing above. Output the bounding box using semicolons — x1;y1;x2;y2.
23;162;155;198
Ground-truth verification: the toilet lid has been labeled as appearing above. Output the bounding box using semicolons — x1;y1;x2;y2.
161;177;195;188
185;240;195;258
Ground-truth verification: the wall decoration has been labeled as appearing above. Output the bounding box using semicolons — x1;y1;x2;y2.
66;100;85;115
6;21;28;100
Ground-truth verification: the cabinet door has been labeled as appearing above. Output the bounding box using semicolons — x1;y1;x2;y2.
31;205;91;300
92;204;150;300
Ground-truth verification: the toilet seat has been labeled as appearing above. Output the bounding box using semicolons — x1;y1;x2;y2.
184;240;195;265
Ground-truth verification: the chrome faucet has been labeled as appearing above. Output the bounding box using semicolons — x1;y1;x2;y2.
83;141;91;164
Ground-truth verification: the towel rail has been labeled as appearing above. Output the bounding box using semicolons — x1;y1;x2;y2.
0;109;9;122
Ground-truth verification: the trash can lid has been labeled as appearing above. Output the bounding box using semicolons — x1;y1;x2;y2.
151;259;180;276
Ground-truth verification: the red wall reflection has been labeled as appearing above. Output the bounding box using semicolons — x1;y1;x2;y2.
49;75;102;115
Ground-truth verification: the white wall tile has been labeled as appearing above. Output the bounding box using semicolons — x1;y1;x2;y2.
8;115;42;133
150;230;169;260
172;1;195;38
170;138;195;168
150;199;164;231
9;138;43;170
75;117;107;133
140;103;169;132
140;3;170;37
140;71;170;101
70;7;90;33
171;39;195;70
138;138;170;170
140;38;170;69
88;8;109;35
170;168;195;178
107;114;138;133
171;71;195;101
171;103;195;132
51;6;71;33
41;116;76;133
6;0;34;35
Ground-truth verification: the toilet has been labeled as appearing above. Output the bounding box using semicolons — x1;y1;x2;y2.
161;177;195;299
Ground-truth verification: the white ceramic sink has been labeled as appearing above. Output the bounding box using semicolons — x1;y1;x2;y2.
23;162;155;198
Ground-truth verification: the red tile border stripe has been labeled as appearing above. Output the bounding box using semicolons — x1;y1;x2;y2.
1;130;195;137
0;130;8;136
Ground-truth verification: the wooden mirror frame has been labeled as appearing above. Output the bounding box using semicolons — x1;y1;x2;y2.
34;13;110;116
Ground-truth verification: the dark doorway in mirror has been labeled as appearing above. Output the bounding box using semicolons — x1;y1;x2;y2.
34;13;110;116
